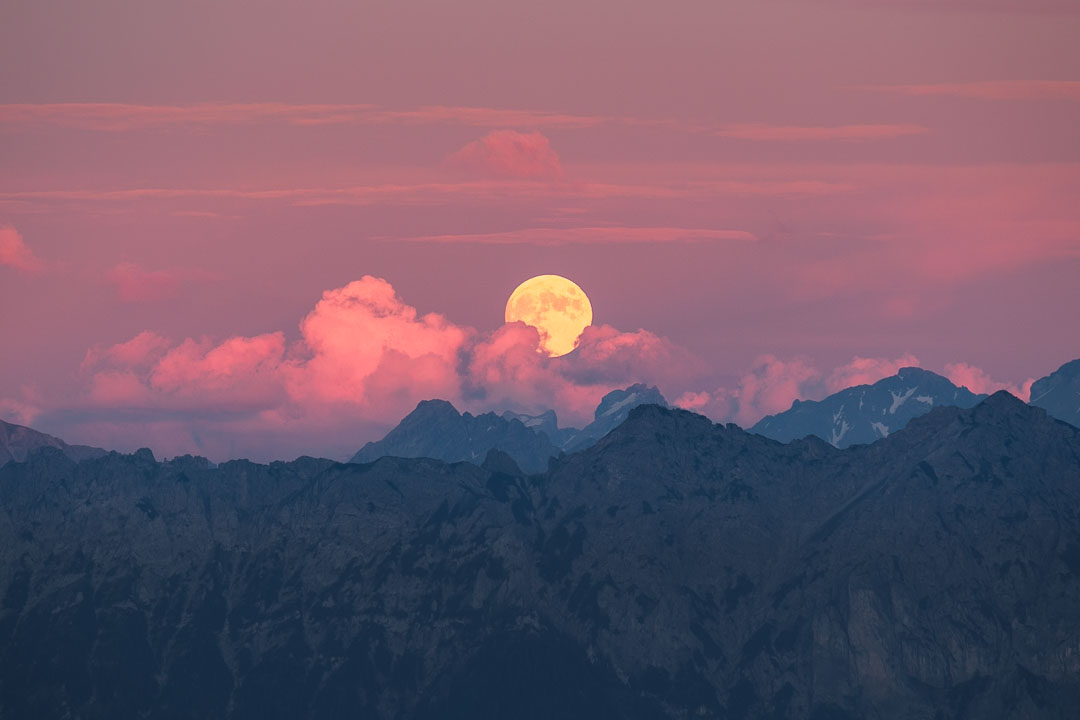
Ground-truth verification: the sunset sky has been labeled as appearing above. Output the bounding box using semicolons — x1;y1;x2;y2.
2;0;1079;461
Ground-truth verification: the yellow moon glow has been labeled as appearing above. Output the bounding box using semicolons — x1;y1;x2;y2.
505;275;593;357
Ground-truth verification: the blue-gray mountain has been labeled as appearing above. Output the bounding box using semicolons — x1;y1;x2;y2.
0;417;105;466
1029;358;1080;429
751;366;987;448
351;383;668;471
2;394;1079;718
750;360;1080;448
349;399;560;474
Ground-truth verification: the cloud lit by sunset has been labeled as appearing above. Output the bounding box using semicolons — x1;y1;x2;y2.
1;0;1077;461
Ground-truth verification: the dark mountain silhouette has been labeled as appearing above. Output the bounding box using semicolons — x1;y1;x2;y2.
1029;358;1080;428
349;399;560;473
2;394;1079;718
352;384;668;471
0;417;106;466
751;366;986;447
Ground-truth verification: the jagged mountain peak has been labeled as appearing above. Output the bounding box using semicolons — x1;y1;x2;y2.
407;398;462;420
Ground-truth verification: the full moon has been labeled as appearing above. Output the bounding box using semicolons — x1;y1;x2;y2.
505;275;593;357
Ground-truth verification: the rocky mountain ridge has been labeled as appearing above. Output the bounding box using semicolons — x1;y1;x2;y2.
2;393;1079;718
351;383;669;471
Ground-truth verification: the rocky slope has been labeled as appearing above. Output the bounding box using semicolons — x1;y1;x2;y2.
0;417;106;466
2;395;1079;718
1029;358;1080;428
751;366;986;447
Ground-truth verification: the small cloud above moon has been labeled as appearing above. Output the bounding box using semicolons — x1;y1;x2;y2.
445;130;564;180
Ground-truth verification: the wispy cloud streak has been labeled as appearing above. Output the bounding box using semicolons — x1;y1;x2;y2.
717;124;929;141
393;227;756;245
858;80;1080;100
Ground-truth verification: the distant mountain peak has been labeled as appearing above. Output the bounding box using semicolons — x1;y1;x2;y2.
409;398;461;419
1028;357;1080;429
0;418;107;467
594;383;667;421
751;367;986;448
350;398;559;473
350;384;674;469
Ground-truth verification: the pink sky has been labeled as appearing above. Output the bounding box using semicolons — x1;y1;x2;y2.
1;1;1078;461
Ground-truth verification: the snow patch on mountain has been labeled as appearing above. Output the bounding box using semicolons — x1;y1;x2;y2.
889;387;917;414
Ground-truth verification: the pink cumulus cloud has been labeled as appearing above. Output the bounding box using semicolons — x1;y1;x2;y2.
732;355;822;427
673;391;711;411
446;130;564;180
287;276;468;409
826;353;922;393
943;362;1035;400
0;225;44;274
61;276;699;459
82;331;172;370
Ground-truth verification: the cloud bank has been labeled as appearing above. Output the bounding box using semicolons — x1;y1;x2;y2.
16;277;1038;462
64;276;697;460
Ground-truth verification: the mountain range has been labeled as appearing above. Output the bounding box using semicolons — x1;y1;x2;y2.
351;383;669;472
2;393;1079;718
345;360;1080;468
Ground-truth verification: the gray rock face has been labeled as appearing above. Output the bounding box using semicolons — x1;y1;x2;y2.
349;399;560;473
751;366;986;447
0;418;106;466
2;394;1079;718
1029;358;1080;428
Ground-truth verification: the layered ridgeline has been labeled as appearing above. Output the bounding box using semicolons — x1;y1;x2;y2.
351;383;668;471
751;367;986;448
2;394;1080;718
752;359;1080;449
1029;358;1080;429
0;418;106;466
